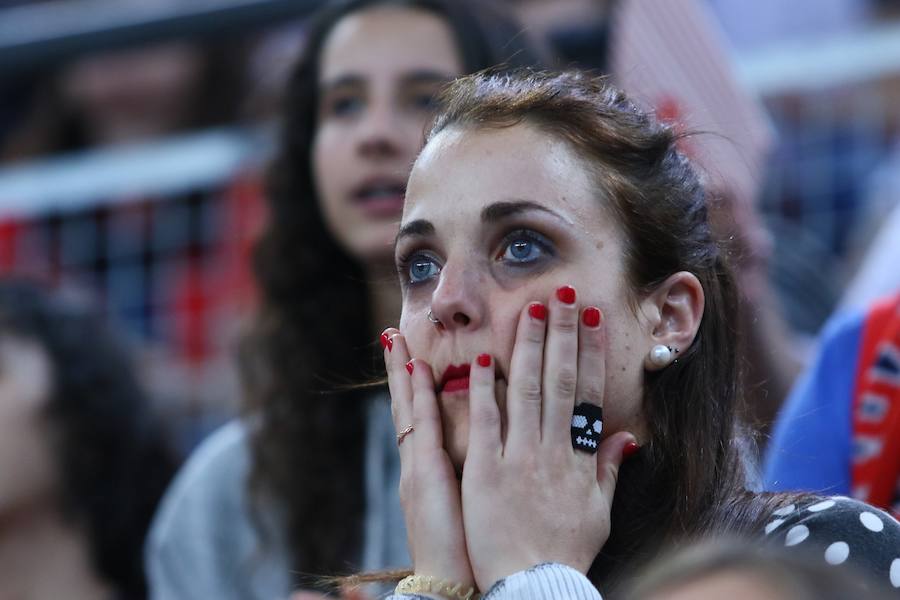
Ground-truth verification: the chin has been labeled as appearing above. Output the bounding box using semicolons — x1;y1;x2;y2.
448;443;468;478
439;403;470;475
440;381;508;476
444;424;469;476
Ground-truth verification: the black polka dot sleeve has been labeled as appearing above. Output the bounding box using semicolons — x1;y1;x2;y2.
762;496;900;591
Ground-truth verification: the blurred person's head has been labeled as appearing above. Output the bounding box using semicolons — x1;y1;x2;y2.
0;279;178;598
623;539;895;600
242;0;541;581
508;0;612;69
2;41;246;160
59;42;208;146
311;4;462;262
274;0;542;268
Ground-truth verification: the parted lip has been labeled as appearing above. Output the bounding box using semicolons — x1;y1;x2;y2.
350;175;406;201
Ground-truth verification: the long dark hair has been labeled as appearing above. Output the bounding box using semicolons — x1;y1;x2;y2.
429;70;801;594
240;0;541;583
0;279;178;599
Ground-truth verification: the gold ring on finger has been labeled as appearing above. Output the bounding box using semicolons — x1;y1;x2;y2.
397;425;414;446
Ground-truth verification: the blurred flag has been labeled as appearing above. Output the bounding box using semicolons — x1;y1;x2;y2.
609;0;774;208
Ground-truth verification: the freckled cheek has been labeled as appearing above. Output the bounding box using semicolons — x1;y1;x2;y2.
484;290;541;366
399;317;431;358
600;351;645;436
593;315;647;435
491;314;521;371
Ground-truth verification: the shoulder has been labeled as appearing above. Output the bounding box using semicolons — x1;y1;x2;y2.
154;420;252;525
145;420;292;598
762;496;900;589
782;306;866;401
807;307;867;377
762;310;867;493
147;420;252;549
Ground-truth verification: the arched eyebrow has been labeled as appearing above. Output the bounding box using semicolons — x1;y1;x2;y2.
395;200;567;247
480;200;566;223
395;219;435;246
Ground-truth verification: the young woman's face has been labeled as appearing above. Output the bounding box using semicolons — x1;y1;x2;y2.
0;337;58;516
313;6;465;265
397;123;652;468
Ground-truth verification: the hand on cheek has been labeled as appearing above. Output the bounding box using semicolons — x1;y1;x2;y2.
461;287;637;592
382;328;475;589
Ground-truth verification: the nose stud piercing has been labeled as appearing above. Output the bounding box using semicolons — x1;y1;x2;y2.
427;309;442;325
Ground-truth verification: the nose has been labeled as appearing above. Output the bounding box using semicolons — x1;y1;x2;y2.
357;102;405;160
428;261;486;331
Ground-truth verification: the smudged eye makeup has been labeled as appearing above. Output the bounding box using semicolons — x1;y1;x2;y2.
396;228;557;286
497;229;554;266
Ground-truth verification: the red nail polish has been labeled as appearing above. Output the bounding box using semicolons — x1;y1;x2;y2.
477;353;492;367
406;360;414;375
528;302;547;321
622;441;640;459
380;332;393;351
582;307;602;328
556;286;576;305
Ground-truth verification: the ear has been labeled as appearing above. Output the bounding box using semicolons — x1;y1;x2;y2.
638;271;705;371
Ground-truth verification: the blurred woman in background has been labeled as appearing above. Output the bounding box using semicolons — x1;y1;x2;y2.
1;41;246;161
0;280;177;599
145;1;541;598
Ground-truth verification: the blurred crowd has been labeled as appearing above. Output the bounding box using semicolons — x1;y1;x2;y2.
1;0;899;598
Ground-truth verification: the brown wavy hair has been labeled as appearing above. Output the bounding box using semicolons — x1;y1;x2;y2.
0;279;178;599
622;538;896;600
239;0;541;587
427;70;804;594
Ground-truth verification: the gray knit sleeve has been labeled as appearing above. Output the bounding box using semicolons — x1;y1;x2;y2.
385;564;602;600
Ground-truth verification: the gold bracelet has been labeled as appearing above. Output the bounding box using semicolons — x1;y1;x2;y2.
395;574;481;600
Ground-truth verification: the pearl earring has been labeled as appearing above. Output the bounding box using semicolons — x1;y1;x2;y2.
649;344;673;367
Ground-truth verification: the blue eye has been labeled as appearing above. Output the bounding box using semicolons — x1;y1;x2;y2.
501;236;545;264
408;258;440;283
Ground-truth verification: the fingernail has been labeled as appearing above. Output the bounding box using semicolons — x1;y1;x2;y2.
582;307;602;328
476;353;492;367
622;441;640;459
380;332;393;351
406;360;414;375
528;302;547;321
556;285;576;305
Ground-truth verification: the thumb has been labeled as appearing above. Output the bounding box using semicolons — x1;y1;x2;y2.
595;431;637;499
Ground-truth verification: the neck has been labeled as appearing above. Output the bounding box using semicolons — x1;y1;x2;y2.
364;261;402;337
0;504;114;600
